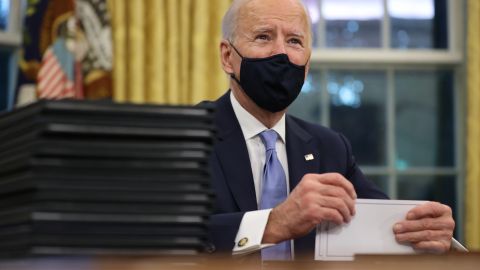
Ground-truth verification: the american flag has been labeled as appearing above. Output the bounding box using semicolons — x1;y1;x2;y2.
37;38;76;99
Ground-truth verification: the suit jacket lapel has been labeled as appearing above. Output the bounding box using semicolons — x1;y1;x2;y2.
286;115;321;190
285;115;322;257
213;92;258;212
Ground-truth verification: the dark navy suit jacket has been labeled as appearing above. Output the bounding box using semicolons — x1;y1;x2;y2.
207;92;388;258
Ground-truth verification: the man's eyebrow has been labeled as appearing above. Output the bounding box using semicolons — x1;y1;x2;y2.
289;32;306;39
249;26;306;39
251;26;275;33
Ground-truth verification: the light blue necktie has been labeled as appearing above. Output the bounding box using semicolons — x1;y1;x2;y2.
259;129;292;260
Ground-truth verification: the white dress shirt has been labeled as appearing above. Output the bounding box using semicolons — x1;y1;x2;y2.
229;92;293;257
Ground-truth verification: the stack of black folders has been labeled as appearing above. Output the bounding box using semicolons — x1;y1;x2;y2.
0;99;214;257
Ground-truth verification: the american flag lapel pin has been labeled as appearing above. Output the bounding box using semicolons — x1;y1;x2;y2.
304;154;314;161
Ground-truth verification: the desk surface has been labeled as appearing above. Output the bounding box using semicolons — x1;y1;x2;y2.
0;253;479;270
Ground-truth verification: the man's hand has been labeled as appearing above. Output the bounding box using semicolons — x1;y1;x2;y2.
262;173;357;244
393;202;455;253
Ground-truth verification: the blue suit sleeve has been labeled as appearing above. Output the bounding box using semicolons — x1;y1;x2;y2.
207;212;245;253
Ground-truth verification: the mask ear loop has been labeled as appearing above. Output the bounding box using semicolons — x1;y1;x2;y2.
228;41;244;85
228;41;245;59
230;73;242;86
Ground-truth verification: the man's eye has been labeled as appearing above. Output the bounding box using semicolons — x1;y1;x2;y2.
289;38;302;45
255;34;270;41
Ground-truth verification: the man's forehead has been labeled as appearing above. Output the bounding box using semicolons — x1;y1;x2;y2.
241;0;304;11
238;0;309;31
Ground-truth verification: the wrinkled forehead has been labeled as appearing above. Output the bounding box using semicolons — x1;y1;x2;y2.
237;0;310;35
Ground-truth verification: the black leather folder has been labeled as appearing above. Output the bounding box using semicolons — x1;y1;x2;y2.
0;100;214;257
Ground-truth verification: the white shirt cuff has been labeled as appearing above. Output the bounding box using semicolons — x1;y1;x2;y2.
232;209;274;256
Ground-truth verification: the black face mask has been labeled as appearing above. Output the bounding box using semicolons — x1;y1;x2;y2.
229;43;307;113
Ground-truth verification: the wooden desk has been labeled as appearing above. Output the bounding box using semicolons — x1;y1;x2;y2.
0;253;478;270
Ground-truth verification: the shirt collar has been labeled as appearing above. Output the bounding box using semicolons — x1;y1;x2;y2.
230;91;286;143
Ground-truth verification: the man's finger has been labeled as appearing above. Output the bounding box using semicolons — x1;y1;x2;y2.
319;207;345;225
316;196;353;222
320;186;356;216
313;173;357;199
412;240;451;253
393;217;455;233
395;229;452;243
406;202;451;220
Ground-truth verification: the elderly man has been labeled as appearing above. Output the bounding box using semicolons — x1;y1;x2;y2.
207;0;455;260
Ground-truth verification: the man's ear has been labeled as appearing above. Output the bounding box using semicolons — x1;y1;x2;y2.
220;40;234;74
304;60;310;81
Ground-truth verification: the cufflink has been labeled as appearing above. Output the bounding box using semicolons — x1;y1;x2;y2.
237;237;248;247
304;154;314;161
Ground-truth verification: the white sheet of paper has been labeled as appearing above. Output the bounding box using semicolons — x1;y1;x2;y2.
315;199;425;261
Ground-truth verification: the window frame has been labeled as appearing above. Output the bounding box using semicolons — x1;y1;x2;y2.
310;0;463;65
0;0;23;111
0;0;22;47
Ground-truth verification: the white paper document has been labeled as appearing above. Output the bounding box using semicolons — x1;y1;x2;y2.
315;199;425;261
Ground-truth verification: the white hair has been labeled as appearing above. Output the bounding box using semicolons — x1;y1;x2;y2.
221;0;312;44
